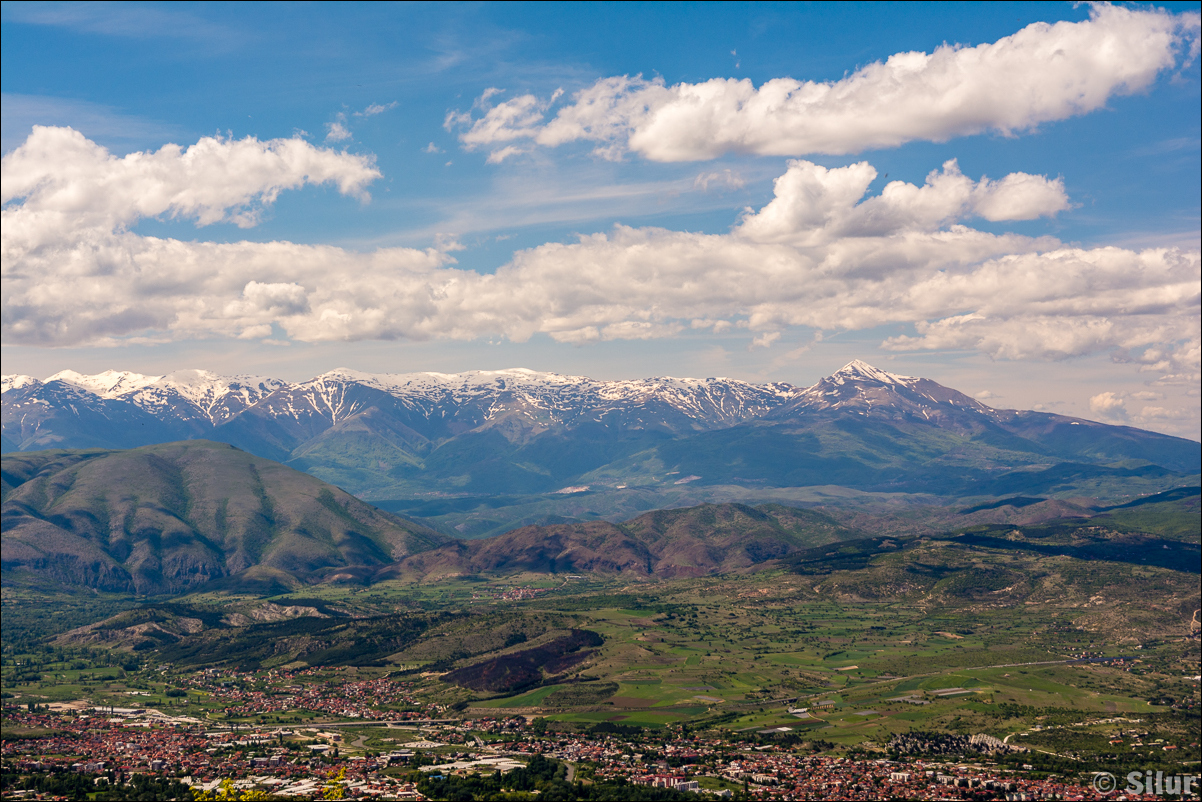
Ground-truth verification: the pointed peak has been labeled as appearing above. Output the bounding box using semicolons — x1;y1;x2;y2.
828;360;914;385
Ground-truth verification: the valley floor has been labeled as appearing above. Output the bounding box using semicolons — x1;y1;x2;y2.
3;491;1199;800
3;572;1199;800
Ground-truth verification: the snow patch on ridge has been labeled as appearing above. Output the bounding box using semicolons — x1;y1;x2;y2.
301;368;802;427
46;369;161;398
1;375;40;393
27;368;285;425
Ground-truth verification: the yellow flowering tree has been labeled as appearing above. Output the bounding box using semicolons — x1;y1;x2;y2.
323;767;347;800
191;778;270;801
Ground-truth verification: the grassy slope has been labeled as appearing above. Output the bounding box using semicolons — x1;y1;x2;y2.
1;441;448;594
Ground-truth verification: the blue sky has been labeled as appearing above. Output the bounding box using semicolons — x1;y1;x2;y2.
2;1;1199;437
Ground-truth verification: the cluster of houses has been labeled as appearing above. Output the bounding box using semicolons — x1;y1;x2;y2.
3;706;1187;800
174;667;436;720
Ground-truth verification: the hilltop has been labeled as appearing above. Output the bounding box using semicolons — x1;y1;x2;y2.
0;440;448;594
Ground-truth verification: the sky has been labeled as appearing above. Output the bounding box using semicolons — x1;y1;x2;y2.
1;1;1199;439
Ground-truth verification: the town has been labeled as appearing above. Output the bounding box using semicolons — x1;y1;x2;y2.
4;691;1194;800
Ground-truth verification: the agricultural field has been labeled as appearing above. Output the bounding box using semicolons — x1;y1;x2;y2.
7;563;1195;748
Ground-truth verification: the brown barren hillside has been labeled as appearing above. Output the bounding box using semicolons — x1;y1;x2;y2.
383;502;862;581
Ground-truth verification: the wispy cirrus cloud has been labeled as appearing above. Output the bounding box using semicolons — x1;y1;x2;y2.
324;102;399;143
2;1;244;45
355;102;398;117
1;93;183;155
365;162;767;245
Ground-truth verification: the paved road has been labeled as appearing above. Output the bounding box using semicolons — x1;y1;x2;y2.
206;718;458;732
314;718;458;728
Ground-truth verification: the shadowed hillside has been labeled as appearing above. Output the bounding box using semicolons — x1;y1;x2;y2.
383;502;863;581
1;441;449;594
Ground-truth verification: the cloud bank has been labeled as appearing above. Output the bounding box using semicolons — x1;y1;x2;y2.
449;4;1199;162
2;128;1198;380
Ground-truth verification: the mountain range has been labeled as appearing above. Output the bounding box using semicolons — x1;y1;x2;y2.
8;435;1195;595
3;362;1198;537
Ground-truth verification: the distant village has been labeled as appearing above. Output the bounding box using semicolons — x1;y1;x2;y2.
470;586;553;603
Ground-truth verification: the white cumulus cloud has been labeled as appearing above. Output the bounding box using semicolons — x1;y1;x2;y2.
448;4;1199;162
2;127;1197;383
736;159;1068;244
1;125;379;235
1089;391;1127;417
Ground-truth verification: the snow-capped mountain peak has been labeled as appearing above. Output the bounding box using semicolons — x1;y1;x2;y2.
158;369;235;400
315;366;582;394
126;370;287;424
828;360;916;387
16;368;286;426
772;359;996;430
46;369;162;398
5;361;1008;450
270;367;804;434
1;375;41;393
154;369;285;405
